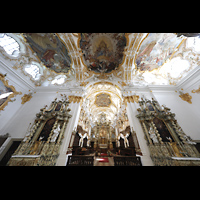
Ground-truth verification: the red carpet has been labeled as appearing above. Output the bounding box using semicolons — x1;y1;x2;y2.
99;157;109;162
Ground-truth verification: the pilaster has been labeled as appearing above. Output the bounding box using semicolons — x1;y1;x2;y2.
56;101;81;166
126;101;154;166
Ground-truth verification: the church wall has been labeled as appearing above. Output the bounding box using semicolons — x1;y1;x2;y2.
124;84;200;165
0;59;33;136
0;91;57;139
152;90;200;140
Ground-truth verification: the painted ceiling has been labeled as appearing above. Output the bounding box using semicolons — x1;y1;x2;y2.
95;93;111;107
79;33;127;73
23;33;71;74
3;33;199;88
1;33;200;127
135;33;183;72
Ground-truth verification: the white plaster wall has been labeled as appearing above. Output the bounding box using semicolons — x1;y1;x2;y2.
0;62;32;134
0;92;57;139
0;88;82;139
152;90;200;140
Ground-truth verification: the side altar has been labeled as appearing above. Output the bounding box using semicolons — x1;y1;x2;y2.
8;95;72;166
136;98;200;166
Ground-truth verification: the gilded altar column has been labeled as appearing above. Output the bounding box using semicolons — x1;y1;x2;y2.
109;125;113;149
56;96;82;166
94;124;98;149
125;97;153;166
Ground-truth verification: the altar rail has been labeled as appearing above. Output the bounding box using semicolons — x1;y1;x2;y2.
66;155;142;166
113;156;142;166
67;155;94;166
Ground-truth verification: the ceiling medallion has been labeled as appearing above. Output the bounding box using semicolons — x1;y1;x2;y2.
95;93;111;107
23;33;72;74
79;33;127;73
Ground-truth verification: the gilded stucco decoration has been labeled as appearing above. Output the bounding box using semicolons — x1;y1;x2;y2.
123;95;140;106
0;73;22;111
179;91;192;104
21;93;33;104
191;86;200;94
68;95;83;104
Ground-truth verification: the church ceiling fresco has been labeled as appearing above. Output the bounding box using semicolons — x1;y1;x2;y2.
95;93;111;107
135;33;184;72
23;33;72;74
1;33;200;88
79;33;127;73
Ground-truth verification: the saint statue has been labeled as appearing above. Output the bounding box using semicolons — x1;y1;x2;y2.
149;126;159;143
50;124;61;143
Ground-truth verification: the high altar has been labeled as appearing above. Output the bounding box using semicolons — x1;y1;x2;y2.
93;113;113;150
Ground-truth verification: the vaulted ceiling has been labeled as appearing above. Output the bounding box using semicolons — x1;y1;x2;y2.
2;33;198;88
1;33;200;125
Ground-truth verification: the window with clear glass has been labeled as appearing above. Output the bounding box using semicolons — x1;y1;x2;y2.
51;75;66;85
0;34;20;56
25;64;40;79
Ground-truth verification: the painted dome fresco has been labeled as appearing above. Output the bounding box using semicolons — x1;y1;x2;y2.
79;33;127;73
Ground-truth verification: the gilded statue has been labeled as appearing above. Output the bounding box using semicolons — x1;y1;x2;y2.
167;137;183;157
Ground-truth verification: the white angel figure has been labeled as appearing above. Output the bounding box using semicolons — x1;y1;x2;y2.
78;132;87;147
120;133;129;148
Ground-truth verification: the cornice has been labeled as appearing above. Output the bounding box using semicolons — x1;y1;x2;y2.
176;66;200;91
0;56;35;91
34;85;85;95
122;84;176;93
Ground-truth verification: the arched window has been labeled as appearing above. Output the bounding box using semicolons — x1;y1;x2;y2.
25;64;40;79
51;75;66;85
0;34;20;57
24;62;42;80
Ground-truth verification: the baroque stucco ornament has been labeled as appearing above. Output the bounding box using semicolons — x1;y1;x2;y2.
179;91;192;104
0;73;22;111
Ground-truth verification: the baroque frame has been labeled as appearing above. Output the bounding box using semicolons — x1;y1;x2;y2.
0;73;22;111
